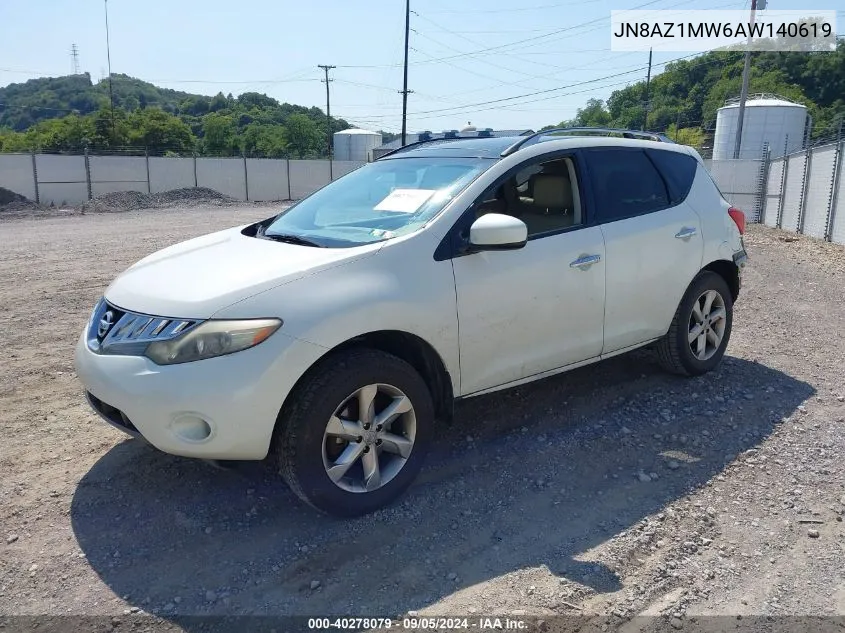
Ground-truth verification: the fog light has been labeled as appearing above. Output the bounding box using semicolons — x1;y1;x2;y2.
171;414;213;442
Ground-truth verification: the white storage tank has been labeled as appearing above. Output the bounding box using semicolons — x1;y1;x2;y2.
713;95;809;160
333;128;383;161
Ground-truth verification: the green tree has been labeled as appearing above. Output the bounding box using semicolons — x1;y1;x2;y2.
240;123;288;157
285;113;320;158
209;92;228;113
574;99;612;127
202;112;237;155
666;124;706;150
127;108;195;154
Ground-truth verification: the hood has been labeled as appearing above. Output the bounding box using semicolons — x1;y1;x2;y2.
104;226;379;318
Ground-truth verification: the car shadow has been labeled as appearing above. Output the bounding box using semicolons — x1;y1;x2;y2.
70;350;813;627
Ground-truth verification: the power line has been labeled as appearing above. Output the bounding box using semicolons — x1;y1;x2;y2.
333;0;669;70
342;50;724;124
405;61;675;118
148;78;319;85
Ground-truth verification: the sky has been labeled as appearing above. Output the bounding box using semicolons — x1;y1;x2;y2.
1;0;843;133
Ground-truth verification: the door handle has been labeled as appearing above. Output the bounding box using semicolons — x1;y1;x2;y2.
675;226;698;239
569;254;602;269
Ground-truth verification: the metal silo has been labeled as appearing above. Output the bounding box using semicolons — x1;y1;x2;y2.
332;129;383;161
713;95;809;160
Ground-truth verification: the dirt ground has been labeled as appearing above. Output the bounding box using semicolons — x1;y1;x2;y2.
1;206;844;632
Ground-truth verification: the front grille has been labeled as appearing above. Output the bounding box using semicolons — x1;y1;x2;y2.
87;299;200;355
86;391;139;435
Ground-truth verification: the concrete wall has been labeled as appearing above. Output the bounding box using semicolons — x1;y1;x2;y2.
196;158;246;200
0;153;366;206
801;146;836;239
290;160;331;199
831;158;845;245
779;153;807;232
0;154;36;200
704;158;763;220
90;156;148;196
762;159;784;228
149;157;195;193
245;159;289;201
35;154;88;205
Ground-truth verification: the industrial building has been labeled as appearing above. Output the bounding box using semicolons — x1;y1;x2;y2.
332;128;383;162
712;94;810;160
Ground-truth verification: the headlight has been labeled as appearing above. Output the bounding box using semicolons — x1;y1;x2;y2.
144;319;282;365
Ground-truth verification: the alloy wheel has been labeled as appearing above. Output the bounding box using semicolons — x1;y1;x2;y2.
687;289;727;361
321;383;417;493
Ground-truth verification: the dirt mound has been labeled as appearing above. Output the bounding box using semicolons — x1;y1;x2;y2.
77;187;238;213
0;187;41;213
0;186;29;206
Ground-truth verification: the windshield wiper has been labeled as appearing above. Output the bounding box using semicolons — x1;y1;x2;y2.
261;233;325;248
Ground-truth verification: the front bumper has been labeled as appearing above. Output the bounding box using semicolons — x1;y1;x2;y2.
74;329;327;460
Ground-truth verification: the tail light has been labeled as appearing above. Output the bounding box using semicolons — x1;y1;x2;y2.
728;206;746;235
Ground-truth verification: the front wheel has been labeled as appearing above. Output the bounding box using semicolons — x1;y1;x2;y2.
657;271;734;376
274;349;433;516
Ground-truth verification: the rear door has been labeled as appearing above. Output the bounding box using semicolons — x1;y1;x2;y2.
583;146;703;354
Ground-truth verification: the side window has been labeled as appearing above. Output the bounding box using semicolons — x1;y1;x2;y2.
646;149;697;204
584;148;670;223
475;156;584;237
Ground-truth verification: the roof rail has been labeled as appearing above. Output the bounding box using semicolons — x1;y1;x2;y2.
376;129;537;160
501;127;675;157
375;136;470;160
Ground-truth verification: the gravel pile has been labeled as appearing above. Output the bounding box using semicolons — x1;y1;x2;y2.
0;187;40;213
77;187;237;213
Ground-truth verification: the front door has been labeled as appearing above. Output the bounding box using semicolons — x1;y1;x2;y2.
450;154;606;395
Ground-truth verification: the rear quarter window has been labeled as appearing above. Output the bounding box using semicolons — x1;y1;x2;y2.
584;147;671;223
646;149;698;205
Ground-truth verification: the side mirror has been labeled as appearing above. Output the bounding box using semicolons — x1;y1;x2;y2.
468;213;528;251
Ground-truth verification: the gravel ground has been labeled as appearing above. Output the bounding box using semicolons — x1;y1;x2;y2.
0;208;843;633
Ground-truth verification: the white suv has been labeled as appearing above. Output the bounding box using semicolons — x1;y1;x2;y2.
75;129;748;516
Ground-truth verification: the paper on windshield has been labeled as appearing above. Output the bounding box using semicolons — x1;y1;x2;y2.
374;188;436;213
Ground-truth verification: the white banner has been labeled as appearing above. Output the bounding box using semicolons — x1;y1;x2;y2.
610;9;836;52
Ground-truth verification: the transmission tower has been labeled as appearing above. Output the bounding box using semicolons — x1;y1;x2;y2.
70;43;80;75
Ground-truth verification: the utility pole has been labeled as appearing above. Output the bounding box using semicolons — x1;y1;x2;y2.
70;44;80;75
400;0;411;146
642;47;653;131
104;0;116;143
318;64;336;179
733;0;759;159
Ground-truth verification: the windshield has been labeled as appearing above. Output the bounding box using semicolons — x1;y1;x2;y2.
264;157;493;247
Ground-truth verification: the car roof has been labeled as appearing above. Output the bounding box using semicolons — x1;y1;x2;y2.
380;136;523;159
380;134;694;161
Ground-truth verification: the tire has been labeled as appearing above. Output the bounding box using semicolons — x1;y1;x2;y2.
274;348;434;517
656;271;734;377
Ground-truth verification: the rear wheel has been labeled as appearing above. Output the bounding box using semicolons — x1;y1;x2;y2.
274;349;433;516
657;271;733;376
